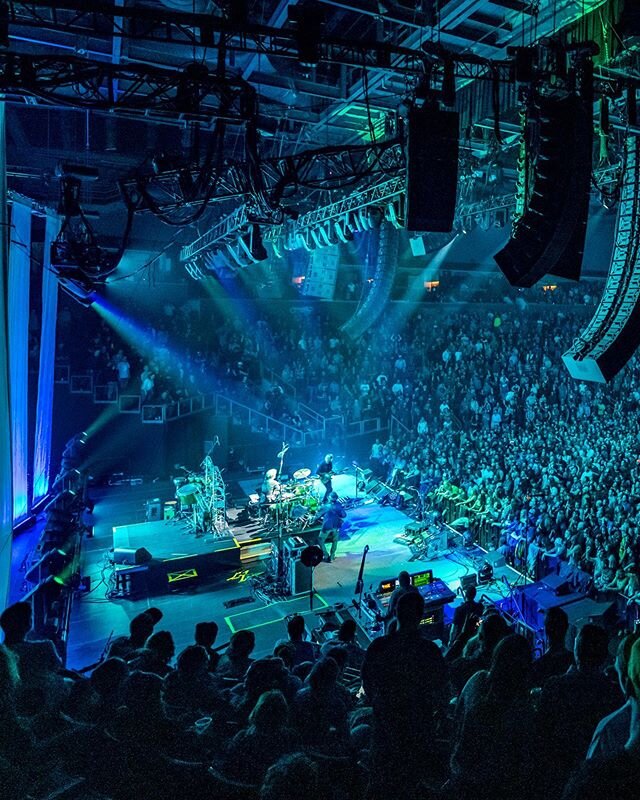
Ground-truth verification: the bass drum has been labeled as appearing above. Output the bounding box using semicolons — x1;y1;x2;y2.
301;494;319;513
177;483;200;507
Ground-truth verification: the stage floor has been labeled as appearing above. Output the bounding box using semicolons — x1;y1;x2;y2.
65;479;525;669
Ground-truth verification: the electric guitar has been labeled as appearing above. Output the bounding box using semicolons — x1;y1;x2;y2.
317;466;350;486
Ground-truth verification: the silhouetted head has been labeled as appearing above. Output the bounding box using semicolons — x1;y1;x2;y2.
229;629;256;659
0;602;32;644
464;585;477;602
478;612;509;655
544;606;569;649
306;656;339;693
287;614;306;642
177;645;208;675
398;571;411;589
91;657;128;699
273;642;296;670
145;630;175;663
396;591;425;630
261;754;319;800
487;634;532;700
123;670;164;714
616;632;640;696
575;624;609;672
195;621;219;649
249;690;289;732
338;619;357;643
129;612;155;646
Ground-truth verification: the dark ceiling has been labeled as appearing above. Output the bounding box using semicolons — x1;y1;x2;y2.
3;1;639;261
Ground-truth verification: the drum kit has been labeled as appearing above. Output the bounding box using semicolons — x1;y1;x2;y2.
173;456;228;537
260;467;321;534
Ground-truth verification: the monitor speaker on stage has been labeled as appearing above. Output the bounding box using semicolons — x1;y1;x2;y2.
113;547;153;565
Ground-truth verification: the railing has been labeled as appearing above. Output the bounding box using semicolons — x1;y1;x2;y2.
263;366;298;400
346;416;383;437
390;415;411;439
214;393;308;445
60;369;347;445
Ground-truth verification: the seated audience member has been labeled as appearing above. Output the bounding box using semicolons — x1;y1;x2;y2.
224;690;301;782
163;645;221;717
260;754;319;800
194;621;220;672
537;624;623;795
230;657;296;721
108;670;177;753
320;618;365;668
0;644;34;756
89;657;128;724
530;606;574;686
217;629;256;681
448;611;509;693
272;644;304;699
451;634;535;800
129;630;175;678
448;585;484;646
0;601;66;710
277;614;316;667
107;608;162;661
362;591;449;800
588;631;640;759
293;656;350;750
563;637;640;800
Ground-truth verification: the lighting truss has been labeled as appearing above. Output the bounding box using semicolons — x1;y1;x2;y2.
563;136;640;383
0;51;254;123
7;1;425;77
181;206;253;263
121;138;404;215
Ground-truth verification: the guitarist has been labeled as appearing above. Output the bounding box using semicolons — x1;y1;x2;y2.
317;453;335;502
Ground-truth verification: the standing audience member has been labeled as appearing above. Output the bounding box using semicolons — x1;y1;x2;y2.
588;631;640;759
451;634;535;800
563;637;640;800
536;624;623;796
530;606;574;686
449;585;484;645
362;591;449;800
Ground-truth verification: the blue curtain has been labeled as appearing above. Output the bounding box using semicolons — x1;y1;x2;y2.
8;201;31;522
0;102;13;605
32;215;60;504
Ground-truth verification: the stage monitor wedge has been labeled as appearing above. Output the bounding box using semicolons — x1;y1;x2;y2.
405;106;459;233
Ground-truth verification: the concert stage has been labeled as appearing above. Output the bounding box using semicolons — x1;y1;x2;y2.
111;518;274;596
65;479;529;669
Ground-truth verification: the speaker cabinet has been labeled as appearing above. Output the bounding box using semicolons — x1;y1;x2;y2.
113;547;153;565
406;106;459;233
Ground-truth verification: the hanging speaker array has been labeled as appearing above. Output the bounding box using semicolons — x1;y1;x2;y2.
494;54;594;287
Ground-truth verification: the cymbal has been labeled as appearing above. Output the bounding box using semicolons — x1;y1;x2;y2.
293;468;311;480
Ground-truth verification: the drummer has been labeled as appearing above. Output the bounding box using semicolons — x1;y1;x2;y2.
260;469;280;503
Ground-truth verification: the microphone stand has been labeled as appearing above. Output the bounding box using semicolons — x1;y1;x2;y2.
354;544;370;619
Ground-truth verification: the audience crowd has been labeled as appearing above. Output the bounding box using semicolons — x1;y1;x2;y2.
1;583;640;800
